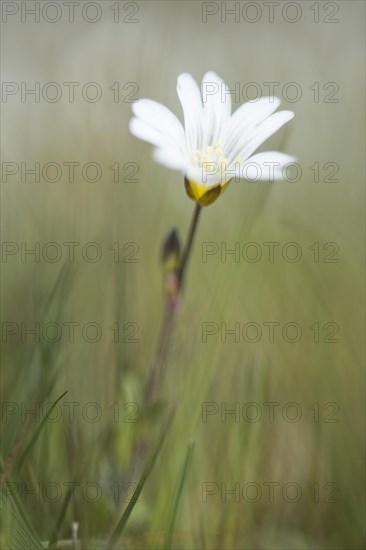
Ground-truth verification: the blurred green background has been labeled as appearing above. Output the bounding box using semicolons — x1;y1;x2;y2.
1;1;365;548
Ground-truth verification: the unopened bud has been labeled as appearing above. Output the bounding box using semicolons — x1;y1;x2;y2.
161;228;181;271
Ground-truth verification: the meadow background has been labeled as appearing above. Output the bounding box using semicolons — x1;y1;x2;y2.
1;1;365;548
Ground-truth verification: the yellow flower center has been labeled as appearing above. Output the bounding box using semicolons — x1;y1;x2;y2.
185;142;242;206
193;141;228;172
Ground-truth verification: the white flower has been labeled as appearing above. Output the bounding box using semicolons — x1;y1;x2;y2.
130;71;295;206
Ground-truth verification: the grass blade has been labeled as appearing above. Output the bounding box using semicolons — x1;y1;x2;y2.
16;390;68;471
0;471;44;549
47;482;75;549
108;415;173;548
166;440;195;550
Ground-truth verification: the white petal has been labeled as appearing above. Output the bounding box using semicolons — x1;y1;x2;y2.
202;71;231;147
153;147;188;171
132;99;186;154
129;118;172;149
237;152;297;181
229;110;294;164
177;73;204;154
224;97;281;153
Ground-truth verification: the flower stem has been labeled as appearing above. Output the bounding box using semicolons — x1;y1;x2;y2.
177;202;202;288
144;202;202;405
144;304;175;406
120;203;202;488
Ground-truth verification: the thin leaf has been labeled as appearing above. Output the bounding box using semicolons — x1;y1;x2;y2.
166;440;195;549
0;471;44;549
47;482;75;549
108;415;173;548
16;390;68;471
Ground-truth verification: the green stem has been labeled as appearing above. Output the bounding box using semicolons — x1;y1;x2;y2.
122;202;202;485
177;202;202;288
144;202;202;405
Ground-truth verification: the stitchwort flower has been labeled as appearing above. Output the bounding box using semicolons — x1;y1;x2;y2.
130;72;295;206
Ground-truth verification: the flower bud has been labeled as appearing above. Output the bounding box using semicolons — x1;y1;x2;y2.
161;227;181;272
